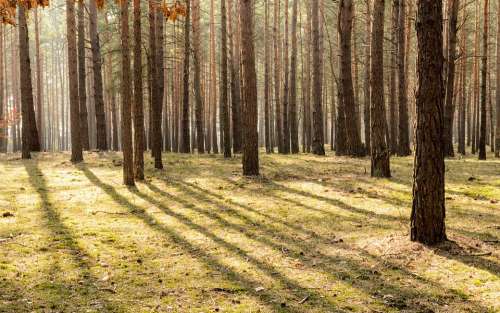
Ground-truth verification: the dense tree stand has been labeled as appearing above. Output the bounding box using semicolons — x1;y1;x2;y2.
410;0;446;245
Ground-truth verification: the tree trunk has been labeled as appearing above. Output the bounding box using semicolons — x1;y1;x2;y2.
241;0;259;176
121;0;135;186
228;0;242;154
220;0;231;158
458;24;467;155
370;0;391;178
496;0;500;157
478;0;489;160
274;0;282;153
0;24;5;152
180;0;191;153
19;5;40;154
389;0;398;154
363;0;371;154
411;0;446;245
89;0;107;151
443;0;459;157
311;0;325;155
65;0;83;162
282;0;290;154
264;0;272;153
77;0;89;151
289;0;299;154
397;0;411;156
338;0;363;156
133;0;145;180
34;8;43;151
210;0;218;154
192;0;205;153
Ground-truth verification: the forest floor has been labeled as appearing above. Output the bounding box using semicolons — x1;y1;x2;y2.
0;151;499;313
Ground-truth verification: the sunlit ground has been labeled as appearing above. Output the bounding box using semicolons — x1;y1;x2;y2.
0;150;498;313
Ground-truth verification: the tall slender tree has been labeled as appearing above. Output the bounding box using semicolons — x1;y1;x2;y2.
89;0;107;151
228;0;242;154
241;0;259;176
363;0;371;154
443;0;459;157
370;0;391;178
192;0;204;153
312;0;325;155
478;0;489;160
274;0;282;153
495;0;500;158
397;0;411;156
220;0;231;158
34;8;43;150
264;0;272;153
289;0;299;154
133;0;145;179
121;0;135;186
77;0;89;150
411;0;446;245
282;0;290;154
339;0;363;156
180;0;191;153
19;4;40;153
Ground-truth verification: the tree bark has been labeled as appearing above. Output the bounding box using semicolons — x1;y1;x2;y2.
65;0;83;162
274;0;282;153
192;0;205;153
133;0;145;180
312;0;325;155
338;0;363;156
443;0;459;157
282;0;290;154
228;0;242;154
370;0;391;178
289;0;299;154
478;0;489;160
181;0;191;153
389;0;398;154
34;8;43;151
121;0;135;186
77;0;89;151
363;0;371;154
496;0;500;157
220;0;231;158
264;0;272;153
241;0;259;176
397;0;411;156
89;0;107;151
0;24;6;152
19;5;40;154
411;0;446;245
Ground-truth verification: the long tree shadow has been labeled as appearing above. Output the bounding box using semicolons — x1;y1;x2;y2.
78;164;495;312
22;160;124;313
77;164;339;313
257;180;499;279
145;176;493;312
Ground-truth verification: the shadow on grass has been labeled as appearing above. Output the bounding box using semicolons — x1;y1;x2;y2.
145;172;492;312
77;164;325;313
21;160;124;313
247;179;499;279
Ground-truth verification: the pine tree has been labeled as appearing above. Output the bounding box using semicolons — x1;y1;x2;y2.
411;0;446;245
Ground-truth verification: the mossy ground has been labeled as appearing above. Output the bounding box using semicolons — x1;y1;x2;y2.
0;151;498;313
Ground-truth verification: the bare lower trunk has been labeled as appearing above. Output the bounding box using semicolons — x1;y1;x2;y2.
240;0;259;176
411;0;446;245
370;0;391;178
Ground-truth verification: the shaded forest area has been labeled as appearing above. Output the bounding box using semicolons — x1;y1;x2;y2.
0;0;499;312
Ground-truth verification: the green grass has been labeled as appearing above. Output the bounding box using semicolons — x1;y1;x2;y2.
0;151;498;313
